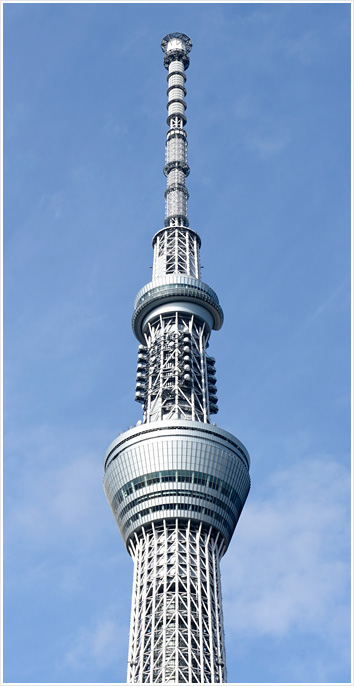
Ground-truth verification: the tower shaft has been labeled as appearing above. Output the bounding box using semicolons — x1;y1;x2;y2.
103;33;250;684
127;521;226;683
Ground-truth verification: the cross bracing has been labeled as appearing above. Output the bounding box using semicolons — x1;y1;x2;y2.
127;520;226;683
135;312;219;421
153;227;200;279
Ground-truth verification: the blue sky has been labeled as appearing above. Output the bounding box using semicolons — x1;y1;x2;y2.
3;2;351;684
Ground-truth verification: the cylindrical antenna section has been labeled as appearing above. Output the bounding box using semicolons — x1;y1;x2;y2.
161;33;192;228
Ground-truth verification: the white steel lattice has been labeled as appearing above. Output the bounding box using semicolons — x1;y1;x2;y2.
127;520;227;683
165;135;187;166
142;312;210;422
152;227;200;279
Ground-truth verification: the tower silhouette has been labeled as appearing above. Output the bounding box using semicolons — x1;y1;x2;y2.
103;33;250;683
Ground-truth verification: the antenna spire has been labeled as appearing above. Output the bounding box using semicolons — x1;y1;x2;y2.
161;32;192;229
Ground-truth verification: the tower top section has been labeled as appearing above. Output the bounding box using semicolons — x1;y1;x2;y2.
161;32;192;69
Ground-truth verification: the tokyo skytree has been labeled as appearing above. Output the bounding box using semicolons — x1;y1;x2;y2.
103;33;251;683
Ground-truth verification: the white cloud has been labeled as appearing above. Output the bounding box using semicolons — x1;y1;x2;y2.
7;453;105;546
50;455;102;527
250;131;290;159
283;30;320;65
59;564;82;593
5;424;108;550
222;456;350;646
63;614;128;672
4;100;30;138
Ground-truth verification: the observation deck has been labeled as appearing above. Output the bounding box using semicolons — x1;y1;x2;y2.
103;420;250;552
132;275;224;344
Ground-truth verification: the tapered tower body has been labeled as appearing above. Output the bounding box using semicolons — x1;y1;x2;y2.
103;33;250;683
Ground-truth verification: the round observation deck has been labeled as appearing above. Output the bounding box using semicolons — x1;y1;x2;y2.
132;276;224;344
103;420;250;552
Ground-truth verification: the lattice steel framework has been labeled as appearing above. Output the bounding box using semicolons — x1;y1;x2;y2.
139;312;214;423
103;32;250;684
127;521;226;683
152;227;200;279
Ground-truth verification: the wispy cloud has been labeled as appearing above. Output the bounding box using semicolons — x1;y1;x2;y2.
4;100;31;139
4;424;108;551
63;614;129;673
222;455;350;664
241;277;350;391
283;30;320;65
249;131;290;159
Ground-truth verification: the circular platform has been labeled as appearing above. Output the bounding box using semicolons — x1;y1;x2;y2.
103;420;250;551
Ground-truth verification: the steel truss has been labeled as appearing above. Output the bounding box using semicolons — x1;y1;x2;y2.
153;227;200;279
127;519;227;683
139;311;217;422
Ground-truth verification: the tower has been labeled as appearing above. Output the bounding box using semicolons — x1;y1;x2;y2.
103;33;250;683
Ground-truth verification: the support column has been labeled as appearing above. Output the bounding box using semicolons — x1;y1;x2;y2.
127;521;227;683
